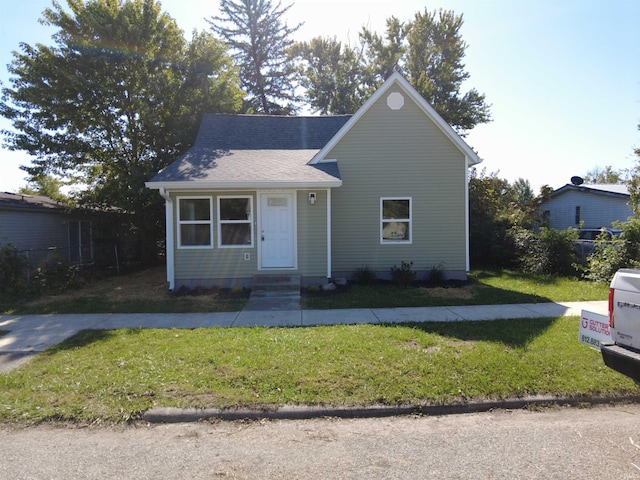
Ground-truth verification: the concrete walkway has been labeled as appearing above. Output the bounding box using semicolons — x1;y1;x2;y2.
0;301;607;368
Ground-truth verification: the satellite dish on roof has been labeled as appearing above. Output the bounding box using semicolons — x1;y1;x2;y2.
571;176;584;186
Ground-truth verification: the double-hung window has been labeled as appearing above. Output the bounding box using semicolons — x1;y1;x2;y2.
218;196;253;248
381;197;412;243
177;197;213;248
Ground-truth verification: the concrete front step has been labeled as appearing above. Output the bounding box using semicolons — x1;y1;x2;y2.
250;275;301;299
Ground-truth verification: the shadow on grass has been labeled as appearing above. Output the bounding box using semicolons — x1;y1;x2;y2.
395;317;558;348
44;328;145;354
9;295;248;315
303;281;551;309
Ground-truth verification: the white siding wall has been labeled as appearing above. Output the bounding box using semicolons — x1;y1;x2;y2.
0;209;71;265
543;190;632;229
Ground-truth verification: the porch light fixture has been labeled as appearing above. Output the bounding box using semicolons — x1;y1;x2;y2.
309;192;316;205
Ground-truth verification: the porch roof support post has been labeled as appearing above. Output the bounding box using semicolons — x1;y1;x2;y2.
159;188;175;290
327;188;332;279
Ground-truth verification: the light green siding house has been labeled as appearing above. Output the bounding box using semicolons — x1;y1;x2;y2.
146;72;482;290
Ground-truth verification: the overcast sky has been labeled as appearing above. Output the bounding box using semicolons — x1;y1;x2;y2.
1;0;639;193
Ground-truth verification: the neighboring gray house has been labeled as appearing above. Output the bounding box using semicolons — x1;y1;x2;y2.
0;192;93;267
539;184;632;230
146;72;482;290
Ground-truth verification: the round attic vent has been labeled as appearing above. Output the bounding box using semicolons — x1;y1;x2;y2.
387;92;404;110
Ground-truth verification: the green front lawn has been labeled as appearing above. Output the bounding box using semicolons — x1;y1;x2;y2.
0;317;635;424
302;270;609;309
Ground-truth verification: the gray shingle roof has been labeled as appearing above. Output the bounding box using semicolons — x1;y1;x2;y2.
195;113;351;150
0;192;65;211
154;149;338;184
555;184;630;197
149;114;350;186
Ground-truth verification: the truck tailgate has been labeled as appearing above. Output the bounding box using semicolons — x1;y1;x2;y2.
611;269;640;351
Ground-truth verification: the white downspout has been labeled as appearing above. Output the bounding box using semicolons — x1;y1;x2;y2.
327;188;332;279
159;187;175;290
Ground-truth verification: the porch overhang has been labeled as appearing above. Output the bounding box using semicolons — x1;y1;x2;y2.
146;179;342;191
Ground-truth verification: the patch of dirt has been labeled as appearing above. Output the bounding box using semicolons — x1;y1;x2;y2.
28;266;171;305
402;338;472;353
95;267;170;301
23;266;250;310
402;340;442;354
419;285;477;300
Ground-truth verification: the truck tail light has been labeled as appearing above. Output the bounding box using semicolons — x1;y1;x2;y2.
608;287;615;328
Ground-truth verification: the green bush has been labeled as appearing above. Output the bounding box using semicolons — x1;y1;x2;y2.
0;243;29;294
587;219;640;283
0;243;89;299
391;261;416;287
34;262;86;295
427;262;446;285
511;227;579;276
354;266;377;285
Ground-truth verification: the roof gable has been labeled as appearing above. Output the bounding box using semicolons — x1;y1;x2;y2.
310;71;482;166
146;72;481;189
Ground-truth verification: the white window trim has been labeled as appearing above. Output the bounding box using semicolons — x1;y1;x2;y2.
380;197;412;244
217;195;254;249
177;196;214;249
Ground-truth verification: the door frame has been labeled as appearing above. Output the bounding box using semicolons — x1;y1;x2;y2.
257;190;298;271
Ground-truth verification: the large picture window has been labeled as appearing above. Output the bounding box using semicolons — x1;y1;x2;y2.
177;197;213;248
218;196;253;248
381;197;412;243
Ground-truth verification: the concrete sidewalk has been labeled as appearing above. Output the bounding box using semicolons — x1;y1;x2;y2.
0;301;607;362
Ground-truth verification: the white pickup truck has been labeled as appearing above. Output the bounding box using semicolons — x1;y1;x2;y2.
601;269;640;382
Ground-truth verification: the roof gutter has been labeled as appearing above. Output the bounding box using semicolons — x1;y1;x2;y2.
146;180;342;190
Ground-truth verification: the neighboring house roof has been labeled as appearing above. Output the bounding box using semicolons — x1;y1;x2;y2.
0;192;66;211
311;71;482;167
551;183;630;198
148;114;350;189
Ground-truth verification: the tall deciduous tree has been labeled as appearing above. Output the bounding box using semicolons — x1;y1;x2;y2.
360;16;407;82
404;9;490;132
584;165;628;184
627;126;640;217
1;0;242;262
208;0;301;114
297;8;490;131
293;37;368;115
19;175;70;205
468;169;512;267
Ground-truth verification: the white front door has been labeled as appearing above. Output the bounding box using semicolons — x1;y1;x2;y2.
260;193;295;269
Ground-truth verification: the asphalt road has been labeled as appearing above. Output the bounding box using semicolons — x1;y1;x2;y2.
1;403;640;479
